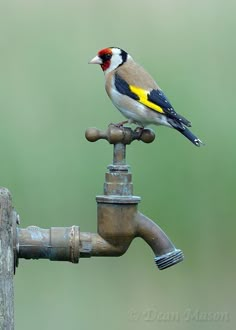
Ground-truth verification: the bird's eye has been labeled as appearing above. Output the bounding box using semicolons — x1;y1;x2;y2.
103;53;112;61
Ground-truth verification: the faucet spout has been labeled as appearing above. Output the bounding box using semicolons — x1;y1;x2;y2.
79;210;184;270
135;212;184;270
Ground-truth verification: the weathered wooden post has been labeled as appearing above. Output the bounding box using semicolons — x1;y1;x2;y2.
0;188;15;330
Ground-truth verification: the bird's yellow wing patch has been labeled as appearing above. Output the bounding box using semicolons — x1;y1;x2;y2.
129;85;164;114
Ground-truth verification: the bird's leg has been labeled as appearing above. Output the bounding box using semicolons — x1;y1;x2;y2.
109;120;129;128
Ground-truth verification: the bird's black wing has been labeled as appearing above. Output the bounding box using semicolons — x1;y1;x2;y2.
148;89;192;127
115;73;191;127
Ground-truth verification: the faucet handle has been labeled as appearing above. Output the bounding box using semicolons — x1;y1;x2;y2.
85;125;155;145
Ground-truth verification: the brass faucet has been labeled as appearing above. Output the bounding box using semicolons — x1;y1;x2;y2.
15;125;183;271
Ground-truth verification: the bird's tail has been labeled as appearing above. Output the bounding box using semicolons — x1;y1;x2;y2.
177;126;203;147
168;118;204;147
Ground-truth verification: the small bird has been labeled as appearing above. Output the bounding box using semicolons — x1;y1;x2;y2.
89;47;203;146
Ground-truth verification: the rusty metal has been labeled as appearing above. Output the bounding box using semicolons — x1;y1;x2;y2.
85;125;155;145
14;125;183;271
84;126;183;269
17;226;80;263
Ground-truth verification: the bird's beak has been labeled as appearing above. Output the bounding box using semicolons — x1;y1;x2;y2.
89;55;103;65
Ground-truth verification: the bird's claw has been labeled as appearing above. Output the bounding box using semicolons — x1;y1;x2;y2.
134;126;145;140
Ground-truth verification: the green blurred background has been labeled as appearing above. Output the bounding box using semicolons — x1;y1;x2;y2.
0;0;235;329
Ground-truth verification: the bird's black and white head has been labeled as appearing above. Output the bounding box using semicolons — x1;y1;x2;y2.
89;47;130;74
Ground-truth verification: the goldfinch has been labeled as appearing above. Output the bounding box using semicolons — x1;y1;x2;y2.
89;47;203;147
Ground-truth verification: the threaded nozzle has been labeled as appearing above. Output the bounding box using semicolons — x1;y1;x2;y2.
154;249;184;270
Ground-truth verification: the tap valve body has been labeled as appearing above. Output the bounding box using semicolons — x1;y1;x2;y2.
85;125;184;270
14;125;183;271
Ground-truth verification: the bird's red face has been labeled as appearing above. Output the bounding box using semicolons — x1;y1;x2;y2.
89;47;128;74
89;48;113;72
98;48;113;71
